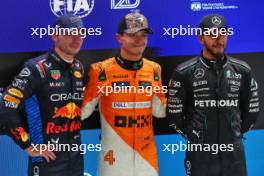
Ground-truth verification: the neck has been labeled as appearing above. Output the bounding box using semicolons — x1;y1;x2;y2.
54;47;74;63
202;49;224;61
120;49;142;61
202;49;214;60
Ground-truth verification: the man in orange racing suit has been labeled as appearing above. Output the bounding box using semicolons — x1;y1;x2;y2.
81;12;166;176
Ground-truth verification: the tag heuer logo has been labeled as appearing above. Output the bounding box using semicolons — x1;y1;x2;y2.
51;70;61;80
74;71;82;78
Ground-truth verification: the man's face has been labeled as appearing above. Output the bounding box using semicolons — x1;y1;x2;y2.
117;30;148;57
199;29;227;59
52;33;84;56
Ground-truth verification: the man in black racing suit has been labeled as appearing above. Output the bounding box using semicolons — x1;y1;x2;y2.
0;14;85;176
167;14;260;176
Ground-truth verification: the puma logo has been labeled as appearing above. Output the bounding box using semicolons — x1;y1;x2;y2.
192;130;201;138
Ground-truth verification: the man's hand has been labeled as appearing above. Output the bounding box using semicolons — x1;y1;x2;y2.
25;145;56;163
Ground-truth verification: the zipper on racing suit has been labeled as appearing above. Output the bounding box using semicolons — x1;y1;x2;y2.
133;70;137;176
214;64;223;170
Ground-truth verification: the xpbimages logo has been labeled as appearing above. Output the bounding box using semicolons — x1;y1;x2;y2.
31;141;101;155
163;141;234;155
30;25;102;38
97;85;168;96
163;25;234;39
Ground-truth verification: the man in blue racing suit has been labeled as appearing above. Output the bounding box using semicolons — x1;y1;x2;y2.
0;14;85;176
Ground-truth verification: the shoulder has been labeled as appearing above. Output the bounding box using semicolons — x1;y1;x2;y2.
20;53;50;78
228;56;252;75
143;58;161;70
91;57;115;71
25;53;49;68
176;57;198;73
228;56;251;71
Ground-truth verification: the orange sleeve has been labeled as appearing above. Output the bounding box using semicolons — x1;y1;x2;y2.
81;64;101;120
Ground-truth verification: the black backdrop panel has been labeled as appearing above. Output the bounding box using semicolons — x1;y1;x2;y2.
0;50;263;135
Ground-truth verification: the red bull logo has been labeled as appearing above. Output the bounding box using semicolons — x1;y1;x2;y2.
46;121;81;134
10;127;28;142
52;102;81;119
46;102;81;134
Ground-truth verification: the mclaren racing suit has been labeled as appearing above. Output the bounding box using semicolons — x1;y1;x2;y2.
167;55;259;176
82;55;166;176
0;51;84;176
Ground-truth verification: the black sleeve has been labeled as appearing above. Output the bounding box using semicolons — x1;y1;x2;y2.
0;62;40;149
240;70;260;133
166;69;187;136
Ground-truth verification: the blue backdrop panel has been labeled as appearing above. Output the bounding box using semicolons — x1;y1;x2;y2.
0;0;263;55
0;130;264;176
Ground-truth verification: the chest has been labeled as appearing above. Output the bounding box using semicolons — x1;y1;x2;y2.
190;67;243;107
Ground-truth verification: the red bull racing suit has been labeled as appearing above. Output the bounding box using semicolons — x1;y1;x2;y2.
82;55;166;176
0;50;84;176
167;55;260;176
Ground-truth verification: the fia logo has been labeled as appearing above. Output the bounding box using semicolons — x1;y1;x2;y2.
191;2;201;11
50;0;95;18
111;0;140;9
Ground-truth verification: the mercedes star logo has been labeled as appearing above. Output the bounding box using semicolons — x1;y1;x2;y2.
212;16;221;25
194;68;205;79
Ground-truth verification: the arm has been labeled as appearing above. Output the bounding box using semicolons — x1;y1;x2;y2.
240;71;260;133
0;61;56;161
0;62;39;149
81;64;101;120
152;64;166;118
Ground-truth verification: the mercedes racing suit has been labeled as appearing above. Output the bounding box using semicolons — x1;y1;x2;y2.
167;55;259;176
82;55;166;176
0;51;84;176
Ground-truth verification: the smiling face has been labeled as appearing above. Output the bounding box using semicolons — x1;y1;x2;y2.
116;30;148;61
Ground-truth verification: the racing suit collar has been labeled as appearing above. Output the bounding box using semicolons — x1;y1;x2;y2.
50;50;77;69
200;54;228;70
115;54;143;70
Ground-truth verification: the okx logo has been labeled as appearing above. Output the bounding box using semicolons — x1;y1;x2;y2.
50;0;95;18
111;0;140;9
